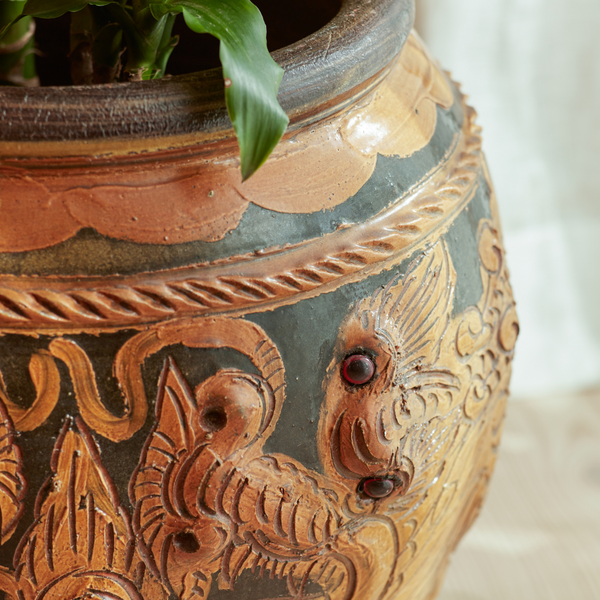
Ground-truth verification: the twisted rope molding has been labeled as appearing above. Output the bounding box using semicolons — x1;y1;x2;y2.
0;99;482;333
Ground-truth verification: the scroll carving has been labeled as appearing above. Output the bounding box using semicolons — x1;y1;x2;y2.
130;349;398;600
0;350;60;432
0;338;148;442
0;216;517;600
0;85;482;333
0;399;26;545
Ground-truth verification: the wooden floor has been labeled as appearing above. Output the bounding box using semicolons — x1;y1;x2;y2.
437;388;600;600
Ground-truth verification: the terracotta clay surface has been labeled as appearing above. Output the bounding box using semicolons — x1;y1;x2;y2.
0;34;450;253
0;2;517;598
0;36;469;332
0;200;517;599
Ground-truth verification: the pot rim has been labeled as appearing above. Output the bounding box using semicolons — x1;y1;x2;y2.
0;0;414;146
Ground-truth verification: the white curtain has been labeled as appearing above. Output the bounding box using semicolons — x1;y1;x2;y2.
415;0;600;397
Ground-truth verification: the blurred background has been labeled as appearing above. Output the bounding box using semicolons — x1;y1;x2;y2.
415;1;600;598
416;0;600;398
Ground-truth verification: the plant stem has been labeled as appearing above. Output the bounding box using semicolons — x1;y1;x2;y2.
107;3;176;80
69;6;124;84
131;0;149;16
0;1;38;86
69;6;94;85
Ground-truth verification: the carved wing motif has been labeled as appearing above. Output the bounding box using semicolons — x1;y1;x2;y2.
13;417;161;600
0;397;26;545
388;405;465;514
375;240;455;374
319;240;459;486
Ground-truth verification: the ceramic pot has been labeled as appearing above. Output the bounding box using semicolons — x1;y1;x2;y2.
0;1;518;599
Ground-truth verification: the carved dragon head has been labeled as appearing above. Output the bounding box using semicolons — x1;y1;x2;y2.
318;241;462;505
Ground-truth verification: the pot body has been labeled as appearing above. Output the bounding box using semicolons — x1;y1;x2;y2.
0;2;517;599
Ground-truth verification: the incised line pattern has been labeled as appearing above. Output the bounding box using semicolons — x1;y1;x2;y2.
0;97;481;333
0;221;518;600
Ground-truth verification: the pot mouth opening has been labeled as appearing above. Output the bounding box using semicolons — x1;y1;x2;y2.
32;0;345;86
0;0;415;149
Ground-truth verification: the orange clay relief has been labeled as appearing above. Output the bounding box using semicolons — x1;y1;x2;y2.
0;226;517;599
0;34;454;253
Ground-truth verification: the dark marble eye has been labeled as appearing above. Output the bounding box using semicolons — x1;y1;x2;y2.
173;530;201;553
359;476;395;499
342;354;375;385
200;406;227;432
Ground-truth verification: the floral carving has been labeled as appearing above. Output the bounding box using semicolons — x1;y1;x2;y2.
0;213;517;600
11;417;164;600
130;347;399;600
0;398;26;546
0;209;517;600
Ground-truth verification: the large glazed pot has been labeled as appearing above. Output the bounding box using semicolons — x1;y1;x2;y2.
0;1;518;599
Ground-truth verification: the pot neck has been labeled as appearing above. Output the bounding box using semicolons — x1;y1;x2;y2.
0;0;414;153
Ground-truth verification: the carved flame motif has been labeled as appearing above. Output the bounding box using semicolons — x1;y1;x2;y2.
11;417;164;600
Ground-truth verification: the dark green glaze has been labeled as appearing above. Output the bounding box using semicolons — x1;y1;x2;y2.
0;179;491;571
0;96;463;278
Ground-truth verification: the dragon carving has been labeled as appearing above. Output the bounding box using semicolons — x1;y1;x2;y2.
0;222;517;600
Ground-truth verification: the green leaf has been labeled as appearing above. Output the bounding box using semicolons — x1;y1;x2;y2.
153;13;178;78
91;22;123;68
0;0;26;39
174;0;288;180
0;1;38;85
148;3;172;20
22;0;114;19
